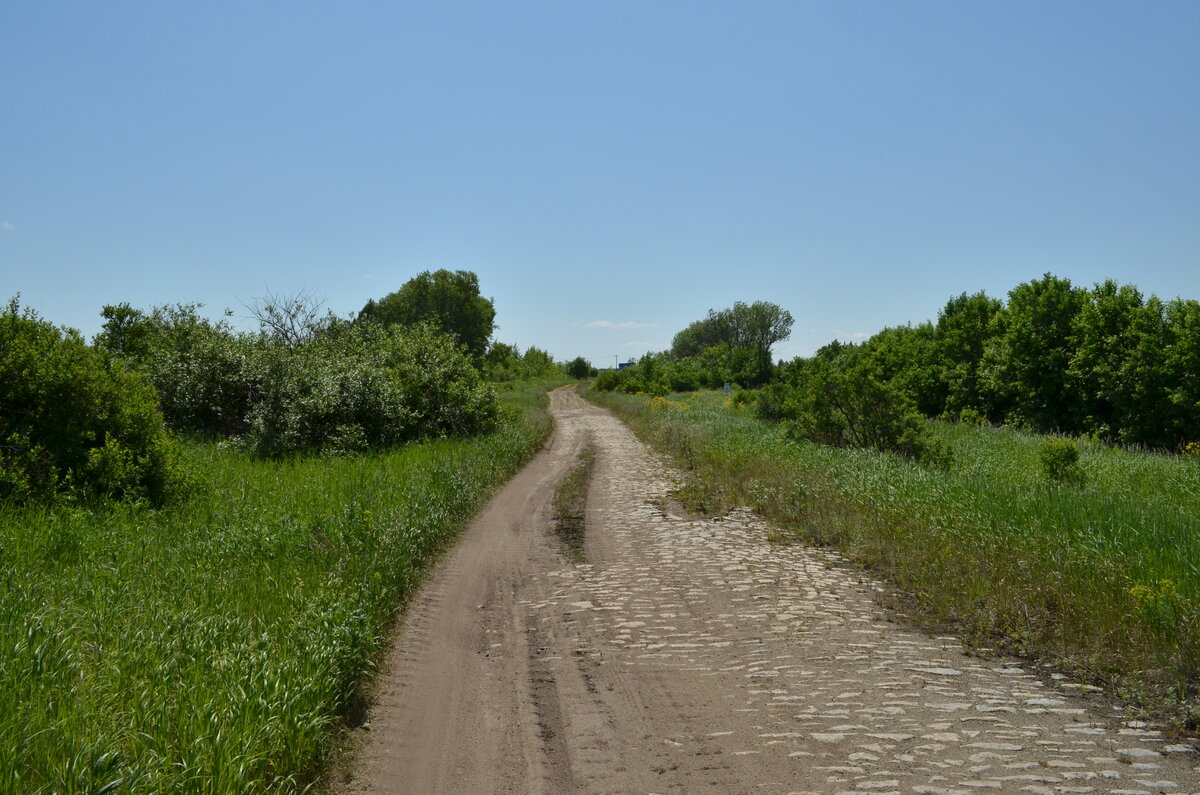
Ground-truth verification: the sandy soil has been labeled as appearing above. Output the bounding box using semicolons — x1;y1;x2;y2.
340;386;1199;794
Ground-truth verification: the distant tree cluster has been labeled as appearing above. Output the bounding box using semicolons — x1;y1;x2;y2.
596;274;1200;459
565;356;596;380
481;342;565;382
597;300;794;394
818;274;1200;449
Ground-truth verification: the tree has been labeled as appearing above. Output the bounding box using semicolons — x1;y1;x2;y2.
1067;280;1145;440
359;269;496;359
566;356;593;379
669;300;793;386
935;291;1003;419
985;273;1086;432
857;322;944;417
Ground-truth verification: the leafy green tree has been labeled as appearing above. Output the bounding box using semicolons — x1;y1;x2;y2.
1108;295;1174;447
857;322;945;417
983;273;1086;432
935;291;1003;419
669;300;793;386
566;356;593;379
1;298;188;505
359;269;496;359
1163;297;1200;445
1067;280;1145;440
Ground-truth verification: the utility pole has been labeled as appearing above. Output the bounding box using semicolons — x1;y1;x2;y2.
614;354;618;370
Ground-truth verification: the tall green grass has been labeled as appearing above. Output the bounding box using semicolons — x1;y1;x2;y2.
0;383;554;793
588;388;1200;728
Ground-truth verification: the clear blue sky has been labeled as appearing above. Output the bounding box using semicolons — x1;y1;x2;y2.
4;1;1198;365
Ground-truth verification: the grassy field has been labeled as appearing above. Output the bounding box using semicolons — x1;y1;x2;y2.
587;388;1200;730
0;382;556;793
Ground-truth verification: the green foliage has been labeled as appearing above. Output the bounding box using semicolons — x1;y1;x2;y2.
1037;438;1084;486
0;384;552;792
97;302;265;437
358;269;496;360
565;356;594;379
669;300;793;387
100;302;498;456
482;342;565;382
593;353;706;396
759;348;950;467
796;274;1199;454
981;273;1087;432
936;291;1004;419
0;298;188;506
249;322;497;457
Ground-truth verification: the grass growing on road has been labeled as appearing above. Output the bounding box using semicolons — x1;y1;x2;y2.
0;382;554;793
552;439;595;562
587;388;1200;729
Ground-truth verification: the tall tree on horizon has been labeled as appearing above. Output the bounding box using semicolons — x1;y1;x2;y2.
359;269;496;359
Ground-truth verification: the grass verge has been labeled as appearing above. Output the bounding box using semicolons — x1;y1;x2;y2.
0;381;556;793
586;388;1200;733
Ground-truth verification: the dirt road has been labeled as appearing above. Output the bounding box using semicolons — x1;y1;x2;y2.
343;387;1199;794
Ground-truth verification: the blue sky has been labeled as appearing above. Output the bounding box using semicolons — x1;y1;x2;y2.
3;1;1198;365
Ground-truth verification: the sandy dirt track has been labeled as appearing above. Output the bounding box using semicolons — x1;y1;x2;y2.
342;386;1199;794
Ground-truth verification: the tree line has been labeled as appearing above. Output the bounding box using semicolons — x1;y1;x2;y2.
826;273;1200;450
597;273;1200;456
1;269;566;507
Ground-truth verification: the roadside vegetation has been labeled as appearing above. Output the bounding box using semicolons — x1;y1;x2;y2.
587;272;1200;731
1;273;569;792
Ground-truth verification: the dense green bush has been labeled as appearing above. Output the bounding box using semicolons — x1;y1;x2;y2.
248;322;498;457
97;302;265;437
565;356;595;379
758;348;951;467
1037;438;1085;485
0;299;187;505
482;342;564;382
837;275;1200;450
100;303;498;457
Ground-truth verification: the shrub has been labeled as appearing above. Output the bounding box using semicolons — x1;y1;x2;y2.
0;298;188;505
100;303;498;457
565;356;592;379
760;356;951;468
97;303;265;437
247;322;498;457
1038;438;1084;485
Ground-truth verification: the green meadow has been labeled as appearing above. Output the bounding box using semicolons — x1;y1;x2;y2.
588;388;1200;729
0;384;554;793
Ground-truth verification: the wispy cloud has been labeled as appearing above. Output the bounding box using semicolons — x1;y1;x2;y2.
586;320;658;329
1;221;15;232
